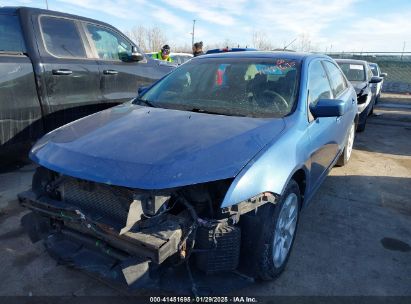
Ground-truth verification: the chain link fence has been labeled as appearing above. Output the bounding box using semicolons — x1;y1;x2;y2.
327;52;411;94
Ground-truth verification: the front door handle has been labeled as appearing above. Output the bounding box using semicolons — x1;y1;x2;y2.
352;98;356;104
103;69;118;75
52;69;72;75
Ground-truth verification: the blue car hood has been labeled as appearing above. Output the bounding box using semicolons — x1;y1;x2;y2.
31;104;285;189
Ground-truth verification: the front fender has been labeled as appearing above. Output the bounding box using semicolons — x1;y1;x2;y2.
221;115;311;208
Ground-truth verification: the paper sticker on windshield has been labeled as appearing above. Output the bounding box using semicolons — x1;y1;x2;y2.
350;64;364;70
256;64;283;75
256;60;297;75
276;59;296;70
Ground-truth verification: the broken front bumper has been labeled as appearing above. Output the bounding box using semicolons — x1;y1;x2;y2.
18;190;185;265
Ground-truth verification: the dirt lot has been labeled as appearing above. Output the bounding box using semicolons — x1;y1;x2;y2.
0;95;410;296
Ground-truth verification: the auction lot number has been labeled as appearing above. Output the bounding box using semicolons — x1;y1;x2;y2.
150;296;257;303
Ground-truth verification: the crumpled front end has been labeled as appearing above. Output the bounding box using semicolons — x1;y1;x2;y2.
352;81;372;114
19;166;278;288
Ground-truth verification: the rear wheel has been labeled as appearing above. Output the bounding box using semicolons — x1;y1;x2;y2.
251;180;301;280
336;122;355;166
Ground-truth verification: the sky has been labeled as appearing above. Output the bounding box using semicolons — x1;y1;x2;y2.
2;0;411;52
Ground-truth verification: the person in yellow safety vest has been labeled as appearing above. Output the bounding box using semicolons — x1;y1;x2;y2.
152;45;173;62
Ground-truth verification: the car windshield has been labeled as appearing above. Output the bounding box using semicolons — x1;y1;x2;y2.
137;58;300;118
369;64;378;76
338;62;366;81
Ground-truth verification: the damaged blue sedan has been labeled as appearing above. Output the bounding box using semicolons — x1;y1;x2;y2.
19;52;357;286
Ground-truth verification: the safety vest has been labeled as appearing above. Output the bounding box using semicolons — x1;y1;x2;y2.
152;51;173;62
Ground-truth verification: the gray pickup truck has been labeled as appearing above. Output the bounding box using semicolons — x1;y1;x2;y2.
0;6;174;163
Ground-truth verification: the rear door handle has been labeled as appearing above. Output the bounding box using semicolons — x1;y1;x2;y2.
103;69;118;75
352;98;356;104
52;69;72;75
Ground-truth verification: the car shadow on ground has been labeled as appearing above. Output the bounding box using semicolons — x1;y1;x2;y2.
353;122;411;157
317;174;411;217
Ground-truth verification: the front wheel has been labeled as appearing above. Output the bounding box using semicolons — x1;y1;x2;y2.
336;122;355;166
251;180;301;280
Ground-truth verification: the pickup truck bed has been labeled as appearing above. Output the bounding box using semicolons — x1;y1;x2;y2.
0;52;43;155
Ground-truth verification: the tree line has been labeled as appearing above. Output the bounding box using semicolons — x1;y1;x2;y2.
124;25;318;53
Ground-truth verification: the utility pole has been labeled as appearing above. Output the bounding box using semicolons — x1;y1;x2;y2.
401;41;406;61
191;20;196;46
45;0;49;9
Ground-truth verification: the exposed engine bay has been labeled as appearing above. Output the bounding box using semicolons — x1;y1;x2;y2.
18;167;277;289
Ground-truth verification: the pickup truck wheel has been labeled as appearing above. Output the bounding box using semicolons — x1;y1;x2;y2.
253;180;301;281
336;122;355;167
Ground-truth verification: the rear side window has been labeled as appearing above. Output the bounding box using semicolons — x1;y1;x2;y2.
323;61;347;97
40;16;86;58
308;60;333;107
0;14;26;52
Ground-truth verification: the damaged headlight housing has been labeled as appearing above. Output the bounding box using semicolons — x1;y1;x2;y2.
357;93;370;104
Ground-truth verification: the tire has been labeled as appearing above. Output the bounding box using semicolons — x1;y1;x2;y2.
336;122;355;166
356;111;367;132
369;104;374;116
251;179;301;281
375;94;380;105
369;96;377;116
356;121;366;132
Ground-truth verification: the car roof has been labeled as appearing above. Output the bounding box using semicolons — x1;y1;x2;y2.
206;47;258;54
2;6;117;29
170;53;193;57
194;51;326;61
335;58;368;65
0;7;18;14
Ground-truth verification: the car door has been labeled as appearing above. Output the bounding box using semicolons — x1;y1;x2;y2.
37;15;102;131
307;59;346;191
0;13;43;151
322;60;353;148
83;23;169;106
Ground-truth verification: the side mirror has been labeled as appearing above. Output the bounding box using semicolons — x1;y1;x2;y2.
370;76;383;83
380;72;387;78
138;86;148;96
131;46;144;62
310;99;345;118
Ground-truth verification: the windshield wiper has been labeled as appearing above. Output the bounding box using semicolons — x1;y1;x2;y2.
134;97;156;108
190;108;245;117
